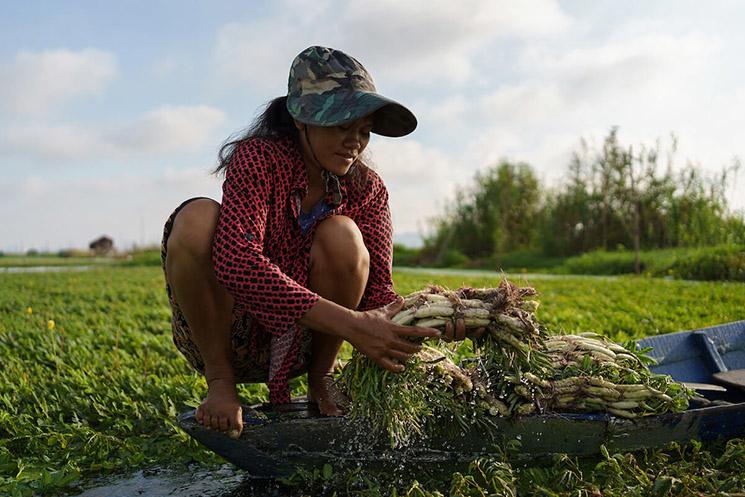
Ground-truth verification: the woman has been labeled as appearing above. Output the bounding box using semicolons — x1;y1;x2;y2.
161;46;467;438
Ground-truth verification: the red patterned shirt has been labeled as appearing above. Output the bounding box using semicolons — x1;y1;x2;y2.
211;137;398;403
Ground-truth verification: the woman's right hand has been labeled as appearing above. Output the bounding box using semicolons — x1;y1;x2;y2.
346;297;441;372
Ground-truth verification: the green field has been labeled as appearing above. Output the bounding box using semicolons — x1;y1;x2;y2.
1;266;744;496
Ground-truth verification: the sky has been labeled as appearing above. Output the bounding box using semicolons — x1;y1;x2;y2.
1;0;744;253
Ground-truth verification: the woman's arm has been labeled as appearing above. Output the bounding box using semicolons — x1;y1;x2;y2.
299;296;441;372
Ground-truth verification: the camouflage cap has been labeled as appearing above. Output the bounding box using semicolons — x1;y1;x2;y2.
286;46;417;137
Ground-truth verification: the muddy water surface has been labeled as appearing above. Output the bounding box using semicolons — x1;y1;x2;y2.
69;465;296;497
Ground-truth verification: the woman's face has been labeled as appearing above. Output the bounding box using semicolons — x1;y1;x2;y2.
295;114;374;177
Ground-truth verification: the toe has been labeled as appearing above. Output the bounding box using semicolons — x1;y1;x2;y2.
319;398;343;417
232;406;244;434
210;415;222;431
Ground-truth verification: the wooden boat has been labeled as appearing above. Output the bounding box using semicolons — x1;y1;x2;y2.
178;320;745;478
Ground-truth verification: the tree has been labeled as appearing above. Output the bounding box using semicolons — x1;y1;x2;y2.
424;161;541;263
541;128;744;262
424;128;745;268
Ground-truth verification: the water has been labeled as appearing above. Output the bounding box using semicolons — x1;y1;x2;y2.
0;265;94;273
68;465;293;497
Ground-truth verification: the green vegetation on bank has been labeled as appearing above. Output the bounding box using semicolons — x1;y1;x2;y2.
0;248;161;269
420;128;745;274
559;244;745;280
1;266;744;496
395;244;745;282
0;255;117;268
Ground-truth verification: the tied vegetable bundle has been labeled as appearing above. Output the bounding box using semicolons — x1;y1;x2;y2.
339;281;694;448
533;333;692;418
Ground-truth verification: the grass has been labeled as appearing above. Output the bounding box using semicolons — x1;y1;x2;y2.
1;266;744;496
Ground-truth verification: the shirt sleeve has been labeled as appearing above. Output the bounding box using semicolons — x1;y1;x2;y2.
211;139;319;335
355;180;399;311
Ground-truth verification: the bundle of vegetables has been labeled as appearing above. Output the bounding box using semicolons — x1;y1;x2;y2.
532;333;693;418
470;326;692;420
339;343;484;448
339;281;542;447
338;281;694;447
457;282;553;418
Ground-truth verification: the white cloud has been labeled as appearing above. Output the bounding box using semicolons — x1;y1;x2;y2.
0;48;117;115
0;105;226;162
213;0;571;90
409;24;745;214
520;31;720;106
214;21;301;93
0;169;223;252
338;0;571;86
418;95;470;125
370;139;462;234
446;29;727;171
479;83;565;124
2;123;104;161
463;125;525;168
107;105;226;152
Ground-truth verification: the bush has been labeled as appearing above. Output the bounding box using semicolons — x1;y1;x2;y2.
57;248;92;258
561;250;638;275
667;246;745;281
439;249;469;268
492;249;566;272
558;245;745;281
120;250;162;267
392;244;421;267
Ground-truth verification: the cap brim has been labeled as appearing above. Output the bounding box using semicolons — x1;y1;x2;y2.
368;97;418;137
288;90;417;137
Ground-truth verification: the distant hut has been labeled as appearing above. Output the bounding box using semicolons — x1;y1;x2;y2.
89;236;114;255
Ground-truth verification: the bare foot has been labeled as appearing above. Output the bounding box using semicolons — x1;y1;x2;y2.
195;378;243;438
307;374;347;417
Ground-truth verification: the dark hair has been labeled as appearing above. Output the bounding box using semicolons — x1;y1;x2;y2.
213;96;297;176
212;96;371;189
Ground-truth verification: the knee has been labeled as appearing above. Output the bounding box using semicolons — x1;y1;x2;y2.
311;215;370;278
167;199;221;260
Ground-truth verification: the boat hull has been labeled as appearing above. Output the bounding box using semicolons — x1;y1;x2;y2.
178;398;745;478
